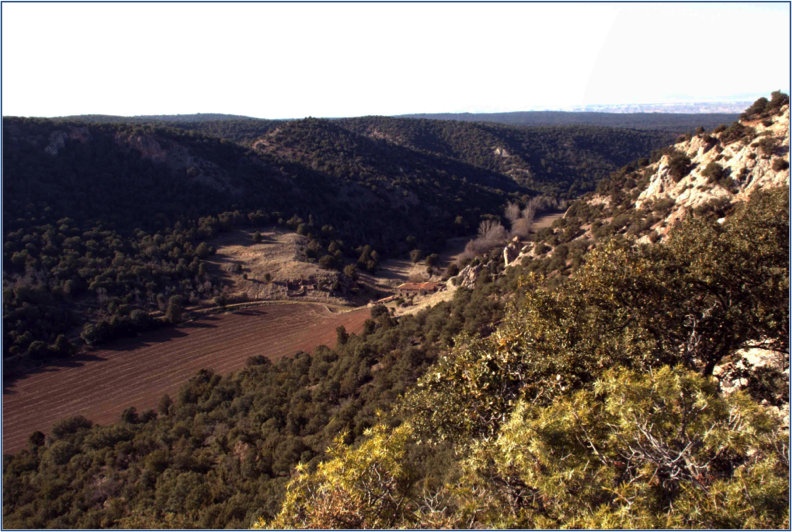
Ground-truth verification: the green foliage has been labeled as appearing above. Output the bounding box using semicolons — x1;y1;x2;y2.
424;253;439;268
370;304;389;321
318;254;337;270
165;295;185;323
50;415;93;439
258;424;415;529
702;161;727;183
265;365;788;529
741;97;769;120
3;115;524;364
444;263;460;279
742;91;789;121
719;122;756;145
757;137;777;156
339;116;677;198
667;151;692;181
455;366;789;529
404;188;788;443
3;271;510;529
343;264;358;281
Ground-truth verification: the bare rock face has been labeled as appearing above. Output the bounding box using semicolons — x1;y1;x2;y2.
44;126;92;156
44;131;68;155
630;104;790;238
114;132;244;196
455;263;482;289
503;239;521;266
713;347;789;430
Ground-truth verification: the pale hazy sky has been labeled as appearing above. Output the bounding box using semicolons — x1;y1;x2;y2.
3;2;789;119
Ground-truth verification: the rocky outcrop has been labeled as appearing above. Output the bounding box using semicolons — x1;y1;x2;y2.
454;263;482;289
633;105;789;238
114;132;245;196
503;237;521;266
44;126;92;155
714;346;789;429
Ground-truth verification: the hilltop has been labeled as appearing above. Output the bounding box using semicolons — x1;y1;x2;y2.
338;116;677;196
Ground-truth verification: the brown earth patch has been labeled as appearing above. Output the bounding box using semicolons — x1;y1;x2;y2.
3;304;369;454
203;227;343;304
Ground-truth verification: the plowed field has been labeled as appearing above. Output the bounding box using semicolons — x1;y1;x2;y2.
3;304;369;454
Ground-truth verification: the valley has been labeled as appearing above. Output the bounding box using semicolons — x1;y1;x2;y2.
2;93;788;530
3;1;790;527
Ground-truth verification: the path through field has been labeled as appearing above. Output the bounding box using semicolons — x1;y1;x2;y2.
3;304;369;454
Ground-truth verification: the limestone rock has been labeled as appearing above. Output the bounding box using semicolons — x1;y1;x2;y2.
454;263;482;289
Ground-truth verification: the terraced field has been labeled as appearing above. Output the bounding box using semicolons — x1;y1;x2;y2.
3;304;370;454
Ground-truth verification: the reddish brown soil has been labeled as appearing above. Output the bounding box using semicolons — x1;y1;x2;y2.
3;304;369;454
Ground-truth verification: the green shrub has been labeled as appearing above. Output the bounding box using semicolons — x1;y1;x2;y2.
757;137;776;156
51;415;93;439
44;441;78;466
701;162;726;184
460;366;789;529
667;151;692;182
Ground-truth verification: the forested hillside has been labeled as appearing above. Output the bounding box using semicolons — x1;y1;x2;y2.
258;188;789;530
1;276;510;528
3;109;679;369
61;114;283;145
2;117;514;369
3;95;787;530
251;95;789;529
398;109;740;131
4;184;787;529
338;116;677;196
64;113;686;197
259;93;789;528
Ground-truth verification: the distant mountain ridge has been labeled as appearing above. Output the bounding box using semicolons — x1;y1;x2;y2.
61;109;740;133
58;112;262;123
397;110;741;131
560;101;753;113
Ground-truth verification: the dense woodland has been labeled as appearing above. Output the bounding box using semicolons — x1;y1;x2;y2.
337;117;677;197
2;276;508;528
3;112;673;368
260;187;789;529
65;109;740;133
64;111;703;196
2;117;516;366
3;187;787;529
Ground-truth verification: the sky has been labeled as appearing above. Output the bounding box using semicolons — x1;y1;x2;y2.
2;2;790;119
